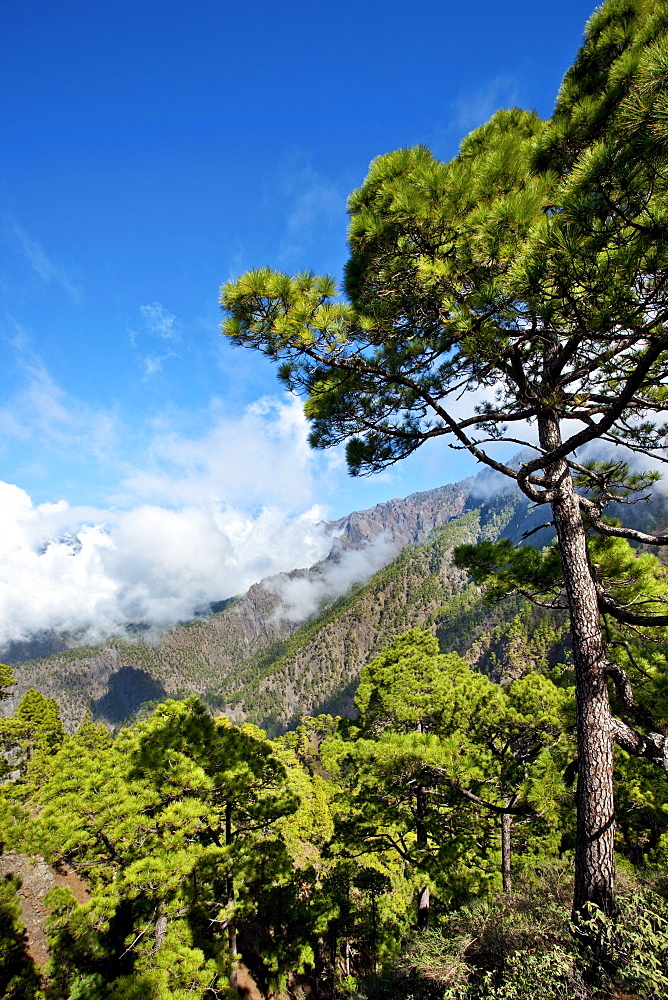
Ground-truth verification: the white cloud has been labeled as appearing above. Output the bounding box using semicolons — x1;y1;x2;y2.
0;386;367;648
0;480;334;649
138;302;181;341
8;221;81;302
120;395;321;511
266;533;398;623
0;334;395;649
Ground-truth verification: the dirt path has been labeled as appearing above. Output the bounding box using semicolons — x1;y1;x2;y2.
0;851;89;968
0;853;268;997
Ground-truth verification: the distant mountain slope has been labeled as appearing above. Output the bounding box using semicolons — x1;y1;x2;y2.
0;477;484;725
217;496;528;733
3;464;666;732
327;478;476;550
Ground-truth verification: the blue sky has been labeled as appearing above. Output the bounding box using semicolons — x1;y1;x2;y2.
0;0;598;643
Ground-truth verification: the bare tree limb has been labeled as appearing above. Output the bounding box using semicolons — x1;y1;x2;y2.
610;717;668;776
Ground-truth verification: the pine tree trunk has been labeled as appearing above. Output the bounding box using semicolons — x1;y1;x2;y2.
416;783;429;929
225;799;238;989
152;903;167;954
371;892;378;973
416;885;430;929
501;812;513;895
540;414;616;920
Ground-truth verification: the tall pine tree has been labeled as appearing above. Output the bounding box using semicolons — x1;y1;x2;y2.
221;0;668;922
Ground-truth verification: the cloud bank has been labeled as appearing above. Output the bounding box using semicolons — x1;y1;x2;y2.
0;395;332;647
0;393;396;650
0;482;333;649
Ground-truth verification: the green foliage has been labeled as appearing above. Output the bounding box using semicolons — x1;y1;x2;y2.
454;531;668;719
453;541;563;605
0;624;662;997
0;688;65;783
0;663;16;700
354;629;485;735
4;697;301;997
0;876;44;999
325;629;571;924
574;892;668;999
358;866;668;1000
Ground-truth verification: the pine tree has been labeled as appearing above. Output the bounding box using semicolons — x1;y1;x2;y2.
0;662;16;699
20;697;298;998
221;0;668;922
0;687;65;780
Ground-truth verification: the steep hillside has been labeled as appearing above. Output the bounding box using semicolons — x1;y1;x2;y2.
0;474;508;726
1;476;486;728
4;463;665;733
215;496;527;732
327;477;476;549
0;579;296;728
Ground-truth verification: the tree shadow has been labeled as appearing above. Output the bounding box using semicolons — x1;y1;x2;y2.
92;667;167;726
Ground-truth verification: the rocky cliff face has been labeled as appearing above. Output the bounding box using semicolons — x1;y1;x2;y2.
327;478;475;550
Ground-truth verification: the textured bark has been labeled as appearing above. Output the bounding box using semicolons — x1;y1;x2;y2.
416;783;430;929
225;799;238;988
540;413;616;919
152;908;167;954
501;812;513;895
609;716;668;773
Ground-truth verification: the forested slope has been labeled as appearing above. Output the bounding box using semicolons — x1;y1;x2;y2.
0;474;513;730
2;468;664;734
216;496;546;733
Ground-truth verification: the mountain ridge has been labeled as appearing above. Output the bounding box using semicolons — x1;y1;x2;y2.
3;463;666;732
0;470;523;729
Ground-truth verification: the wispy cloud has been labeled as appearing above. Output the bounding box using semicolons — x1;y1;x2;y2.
139;302;182;341
274;152;348;264
7;220;81;302
426;74;524;159
0;322;120;462
449;74;522;135
129;301;182;378
141;350;178;380
266;533;398;623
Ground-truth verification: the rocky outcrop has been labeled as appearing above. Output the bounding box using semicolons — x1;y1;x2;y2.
327;479;475;551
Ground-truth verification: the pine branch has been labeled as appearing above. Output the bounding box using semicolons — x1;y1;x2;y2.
610;716;668;776
581;495;668;546
596;585;668;625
